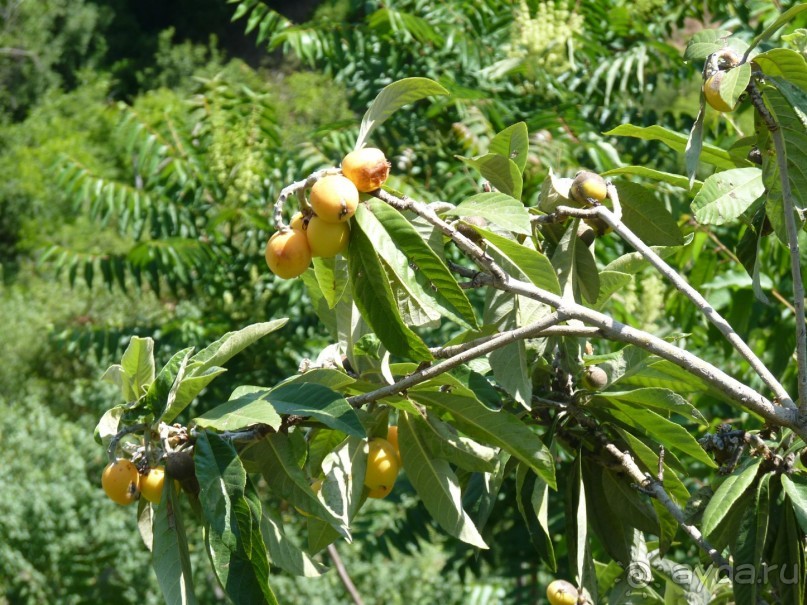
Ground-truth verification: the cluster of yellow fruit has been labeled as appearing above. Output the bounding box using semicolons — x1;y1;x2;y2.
101;459;166;505
265;148;391;279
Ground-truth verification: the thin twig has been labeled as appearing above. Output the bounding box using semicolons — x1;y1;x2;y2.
347;313;565;408
603;443;731;572
107;423;148;461
551;196;795;410
273;168;340;231
327;544;365;605
747;80;807;413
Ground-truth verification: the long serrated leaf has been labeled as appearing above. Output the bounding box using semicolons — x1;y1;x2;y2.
355;77;449;149
691;168;764;225
144;347;194;418
602;166;701;191
367;198;478;328
399;412;488;548
619;181;684;246
469;225;561;294
683;29;733;61
410;390;556;488
421;411;497;473
152;481;198;605
260;507;326;577
606;124;743;170
192;393;283;432
782;474;807;535
598;388;707;425
702;459;762;538
515;464;556;570
348;208;432;361
190;320;288;372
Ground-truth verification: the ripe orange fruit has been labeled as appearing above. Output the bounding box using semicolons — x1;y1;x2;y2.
386;426;401;465
341;148;391;192
364;438;399;497
265;228;312;279
309;175;359;223
306;216;350;258
704;71;735;112
546;579;579;605
102;459;140;505
140;466;166;504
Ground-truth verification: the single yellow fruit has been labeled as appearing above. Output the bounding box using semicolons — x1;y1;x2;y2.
140;466;166;504
310;175;359;223
570;171;607;206
296;479;323;517
102;459;140;505
386;426;401;465
546;579;579;605
364;438;399;494
704;71;736;113
581;366;608;390
367;484;393;499
306;216;350;258
265;228;312;279
341;148;391;192
290;211;308;231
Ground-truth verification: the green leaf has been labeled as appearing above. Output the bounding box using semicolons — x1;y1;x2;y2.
489;122;529;173
355;77;449;149
771;497;806;605
782;473;807;535
598;388;707;425
603;236;691;274
120;336;156;401
702;459;762;538
720;63;752;108
619;181;685;246
685;104;706;188
366;199;478;328
683;29;733;61
597;403;716;468
348;207;433;361
152;481;197;605
594;271;633;309
747;6;807;56
732;474;770;605
398;412;488;548
240;434;344;531
469;225;561;295
410;390;556;488
601;166;701;192
420;411;497;473
260;508;326;577
754;48;807;92
276;368;356;392
515;464;556;570
190;321;288;372
605;124;744;170
193;393;283;432
195;433;278;605
691;168;764;225
143;347;193;419
312;257;349;309
446;192;531;235
162;366;228;424
617;430;689;505
763;85;807;218
458;154;523;199
580;459;634;565
565;455;587;583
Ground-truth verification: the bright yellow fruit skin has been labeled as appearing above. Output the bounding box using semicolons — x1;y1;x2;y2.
306;216;350;258
704;71;735;113
364;438;399;493
102;459;140;505
341;148;391;193
265;228;312;279
367;484;393;499
310;175;359;223
386;426;401;465
140;467;166;504
546;579;579;605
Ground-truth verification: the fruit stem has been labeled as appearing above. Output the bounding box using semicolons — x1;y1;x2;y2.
273;167;340;231
106;422;148;462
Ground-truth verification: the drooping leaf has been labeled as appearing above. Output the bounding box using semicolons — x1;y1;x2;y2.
702;459;762;538
410;390;556;488
152;481;197;605
598;388;707;425
601;166;701;192
312;257;349;310
398;412;488;548
259;500;327;577
782;473;807;535
515;464;556;570
420;411;497;473
619;181;684;246
355;77;449;149
348;207;432;361
732;474;770;605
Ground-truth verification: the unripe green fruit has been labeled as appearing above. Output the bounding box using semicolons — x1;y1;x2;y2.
582;366;608;390
546;579;578;605
570;171;607;206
